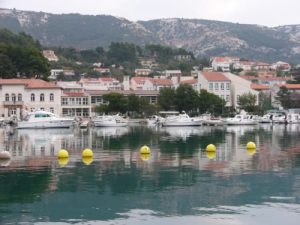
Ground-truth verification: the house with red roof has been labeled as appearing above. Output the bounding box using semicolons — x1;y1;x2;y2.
197;72;232;106
0;79;62;119
211;57;240;72
79;77;121;91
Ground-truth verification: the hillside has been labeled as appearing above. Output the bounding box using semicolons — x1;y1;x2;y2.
1;8;300;63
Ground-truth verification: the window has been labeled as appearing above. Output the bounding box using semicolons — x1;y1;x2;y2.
18;94;22;101
209;83;213;91
221;83;224;90
62;98;68;105
50;93;54;102
40;108;45;111
215;83;219;90
237;95;240;104
40;93;44;102
11;94;16;102
50;107;54;113
83;97;88;105
226;83;230;90
226;95;230;102
5;93;9;101
31;93;35;102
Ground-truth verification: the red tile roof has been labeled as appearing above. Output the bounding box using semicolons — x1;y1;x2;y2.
152;78;173;86
279;84;300;89
0;79;60;89
251;84;270;90
201;72;230;81
131;77;152;84
180;79;198;84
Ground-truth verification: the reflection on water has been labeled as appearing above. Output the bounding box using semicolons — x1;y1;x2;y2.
0;124;300;225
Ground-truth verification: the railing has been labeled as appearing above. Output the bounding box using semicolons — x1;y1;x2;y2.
3;101;24;106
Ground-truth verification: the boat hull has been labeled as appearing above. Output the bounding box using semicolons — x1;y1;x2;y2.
93;122;127;127
17;120;74;129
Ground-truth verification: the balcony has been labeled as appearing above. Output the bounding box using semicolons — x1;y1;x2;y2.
3;101;24;106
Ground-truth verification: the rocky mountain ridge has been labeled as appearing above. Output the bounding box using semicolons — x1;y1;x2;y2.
1;8;300;63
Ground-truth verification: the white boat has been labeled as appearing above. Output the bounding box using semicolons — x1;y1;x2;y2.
286;113;300;124
259;112;286;123
17;110;74;129
146;115;165;126
161;111;201;127
202;115;224;126
224;114;259;125
92;114;128;127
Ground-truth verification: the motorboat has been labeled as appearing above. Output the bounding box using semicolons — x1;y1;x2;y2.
17;110;74;129
146;115;165;126
161;111;201;127
202;115;224;126
224;114;259;125
92;114;128;127
259;111;286;123
286;113;300;124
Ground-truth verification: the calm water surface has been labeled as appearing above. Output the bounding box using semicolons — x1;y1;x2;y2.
0;124;300;225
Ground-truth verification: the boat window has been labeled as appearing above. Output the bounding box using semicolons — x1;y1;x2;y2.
35;113;51;118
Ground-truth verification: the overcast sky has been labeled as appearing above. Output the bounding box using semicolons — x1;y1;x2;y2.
1;0;299;27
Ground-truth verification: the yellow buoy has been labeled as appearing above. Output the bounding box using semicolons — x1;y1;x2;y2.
82;148;94;157
247;148;256;156
82;156;93;165
140;145;151;154
206;151;216;159
140;153;150;161
246;141;256;149
57;149;69;158
206;144;216;152
58;157;69;167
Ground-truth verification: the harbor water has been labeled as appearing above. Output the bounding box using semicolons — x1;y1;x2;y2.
0;124;300;224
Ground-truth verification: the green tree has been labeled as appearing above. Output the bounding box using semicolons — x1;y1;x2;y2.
198;89;226;115
107;42;138;64
175;84;199;113
238;93;257;112
127;94;140;115
102;92;128;114
158;87;176;111
274;86;300;109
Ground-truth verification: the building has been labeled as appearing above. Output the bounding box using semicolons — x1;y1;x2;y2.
79;77;121;91
93;67;111;74
197;72;232;106
211;57;240;72
42;50;58;62
174;55;192;61
49;69;64;80
135;69;152;76
130;77;154;91
0;79;62;119
271;61;291;72
223;73;259;109
56;81;91;117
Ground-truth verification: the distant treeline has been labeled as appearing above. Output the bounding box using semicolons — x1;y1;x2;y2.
0;28;49;79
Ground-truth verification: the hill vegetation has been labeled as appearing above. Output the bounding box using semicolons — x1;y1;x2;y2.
1;9;300;63
0;28;49;78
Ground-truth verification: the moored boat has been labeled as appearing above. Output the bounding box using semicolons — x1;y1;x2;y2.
17;110;74;129
92;114;128;127
224;114;259;125
161;111;201;127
